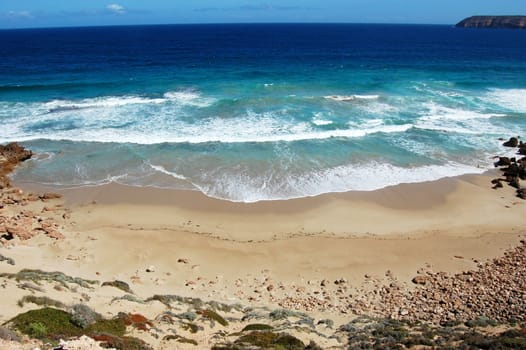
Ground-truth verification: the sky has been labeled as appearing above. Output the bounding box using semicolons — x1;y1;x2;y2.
0;0;525;29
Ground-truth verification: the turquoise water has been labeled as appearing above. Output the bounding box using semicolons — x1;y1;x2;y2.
1;24;525;201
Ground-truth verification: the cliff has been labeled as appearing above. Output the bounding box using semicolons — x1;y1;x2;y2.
456;16;526;29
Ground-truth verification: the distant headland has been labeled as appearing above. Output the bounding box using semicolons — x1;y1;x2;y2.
456;16;526;29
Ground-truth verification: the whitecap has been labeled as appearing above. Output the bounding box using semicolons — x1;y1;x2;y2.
324;94;379;102
42;90;214;114
312;119;333;126
419;102;505;121
484;88;526;113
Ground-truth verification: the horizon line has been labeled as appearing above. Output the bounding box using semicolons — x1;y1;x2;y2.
0;21;457;31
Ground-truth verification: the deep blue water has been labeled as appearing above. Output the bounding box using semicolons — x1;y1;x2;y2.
1;24;525;201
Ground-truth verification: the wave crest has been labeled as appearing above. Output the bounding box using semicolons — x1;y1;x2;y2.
324;94;379;102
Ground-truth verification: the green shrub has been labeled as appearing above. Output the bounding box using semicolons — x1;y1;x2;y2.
9;308;81;339
235;331;305;349
27;322;47;338
87;318;126;336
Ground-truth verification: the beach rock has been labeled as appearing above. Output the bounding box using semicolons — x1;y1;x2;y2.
0;143;33;188
6;226;34;240
495;157;511;167
0;143;33;163
491;179;503;189
509;177;520;189
503;137;519;147
412;276;429;285
39;192;62;201
44;228;65;240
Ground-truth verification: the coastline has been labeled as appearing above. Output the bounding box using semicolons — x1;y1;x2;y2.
14;169;525;242
2;151;526;348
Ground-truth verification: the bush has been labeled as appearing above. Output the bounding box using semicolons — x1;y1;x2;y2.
27;322;47;338
9;307;81;339
71;304;102;328
87;318;126;336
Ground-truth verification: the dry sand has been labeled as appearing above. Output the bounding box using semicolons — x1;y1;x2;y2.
9;172;525;302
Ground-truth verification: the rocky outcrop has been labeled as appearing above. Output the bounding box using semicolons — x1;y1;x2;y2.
456;16;526;29
1;144;68;245
0;143;32;189
492;136;526;199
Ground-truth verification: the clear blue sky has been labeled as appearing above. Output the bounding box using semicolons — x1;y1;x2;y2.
1;0;525;29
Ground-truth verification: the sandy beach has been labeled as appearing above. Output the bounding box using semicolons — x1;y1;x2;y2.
1;144;526;348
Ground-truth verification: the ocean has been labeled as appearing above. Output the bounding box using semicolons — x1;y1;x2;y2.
1;24;525;202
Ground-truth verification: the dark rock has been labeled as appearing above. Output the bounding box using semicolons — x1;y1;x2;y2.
504;164;521;177
495;157;511;167
503;137;519;147
492;181;503;189
509;177;520;189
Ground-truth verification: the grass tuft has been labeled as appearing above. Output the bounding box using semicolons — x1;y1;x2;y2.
102;280;133;294
1;269;98;289
17;295;66;309
241;323;274;332
198;309;229;327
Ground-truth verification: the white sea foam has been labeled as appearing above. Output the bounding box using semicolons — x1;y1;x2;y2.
3;123;413;144
312;119;333;126
362;119;384;127
484;88;526;113
324;94;379;102
147;163;189;181
43;90;214;113
0;103;413;145
412;102;509;134
312;112;333;126
177;161;486;202
420;102;505;121
353;94;380;100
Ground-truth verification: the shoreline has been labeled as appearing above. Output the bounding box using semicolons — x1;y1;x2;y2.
13;169;524;242
2;143;526;348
